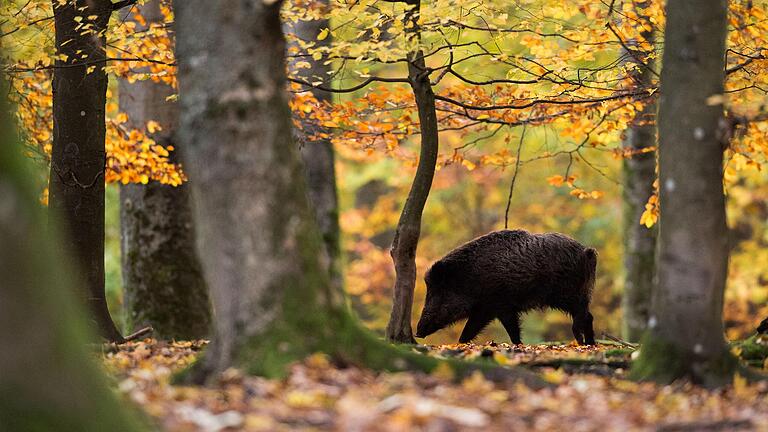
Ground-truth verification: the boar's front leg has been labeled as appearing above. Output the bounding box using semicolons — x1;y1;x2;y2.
498;312;522;344
571;309;595;345
458;310;495;344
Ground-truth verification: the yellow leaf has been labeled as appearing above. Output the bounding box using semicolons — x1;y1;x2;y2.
542;368;565;384
462;159;476;171
641;210;657;228
730;345;742;357
147;121;162;133
317;28;329;41
733;373;751;397
493;352;520;366
546;175;564;187
285;390;321;408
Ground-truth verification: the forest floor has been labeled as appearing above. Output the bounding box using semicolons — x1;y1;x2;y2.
103;338;768;432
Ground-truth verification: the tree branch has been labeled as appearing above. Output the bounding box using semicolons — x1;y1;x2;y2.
504;124;526;229
288;76;409;93
434;90;645;111
111;0;138;11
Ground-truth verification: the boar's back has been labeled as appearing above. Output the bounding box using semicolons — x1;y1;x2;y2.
426;230;592;298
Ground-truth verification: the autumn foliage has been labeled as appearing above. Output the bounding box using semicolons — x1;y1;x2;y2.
3;0;768;339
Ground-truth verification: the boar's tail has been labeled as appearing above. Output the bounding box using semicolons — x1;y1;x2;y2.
582;248;598;299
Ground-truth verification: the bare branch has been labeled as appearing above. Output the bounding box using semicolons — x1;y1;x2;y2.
288;76;409;93
434;90;645;111
111;0;138;11
504;124;526;229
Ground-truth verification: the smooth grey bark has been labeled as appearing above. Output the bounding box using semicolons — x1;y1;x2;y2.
621;21;658;342
118;0;211;340
621;117;657;342
176;0;347;381
631;0;735;386
0;74;143;432
289;1;343;293
385;0;439;344
49;0;123;342
173;0;543;386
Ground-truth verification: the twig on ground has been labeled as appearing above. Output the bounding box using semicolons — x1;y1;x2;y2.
124;326;154;342
602;333;639;349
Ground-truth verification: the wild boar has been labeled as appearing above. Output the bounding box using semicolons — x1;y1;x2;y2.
415;229;597;345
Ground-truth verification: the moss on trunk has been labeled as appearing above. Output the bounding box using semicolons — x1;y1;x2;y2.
120;183;212;339
631;335;740;388
0;73;145;432
117;0;211;340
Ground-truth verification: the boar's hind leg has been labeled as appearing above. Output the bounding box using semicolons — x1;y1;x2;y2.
571;309;595;345
499;313;522;344
459;311;494;344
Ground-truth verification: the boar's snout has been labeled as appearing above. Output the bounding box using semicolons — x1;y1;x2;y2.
415;313;438;338
416;293;450;338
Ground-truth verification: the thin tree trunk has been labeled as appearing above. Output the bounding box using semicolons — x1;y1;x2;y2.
289;0;343;295
118;0;211;340
631;0;736;387
385;0;439;344
622;23;658;342
621;118;657;342
0;74;144;432
174;0;538;386
49;0;123;342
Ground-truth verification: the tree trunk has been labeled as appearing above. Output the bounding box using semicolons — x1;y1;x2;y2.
118;0;211;340
174;0;412;382
385;0;439;344
288;0;343;294
49;0;123;342
622;23;658;342
0;74;144;432
631;0;736;386
174;0;538;386
621;118;657;342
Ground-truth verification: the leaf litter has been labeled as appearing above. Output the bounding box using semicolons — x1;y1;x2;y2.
102;339;768;431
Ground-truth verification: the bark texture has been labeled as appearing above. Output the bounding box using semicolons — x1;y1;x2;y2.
49;0;122;342
118;0;211;340
0;75;143;432
385;0;439;344
174;0;539;386
631;0;736;386
621;23;658;342
289;1;343;293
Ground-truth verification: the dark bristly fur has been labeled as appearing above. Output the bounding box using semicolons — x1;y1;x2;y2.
415;229;598;345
